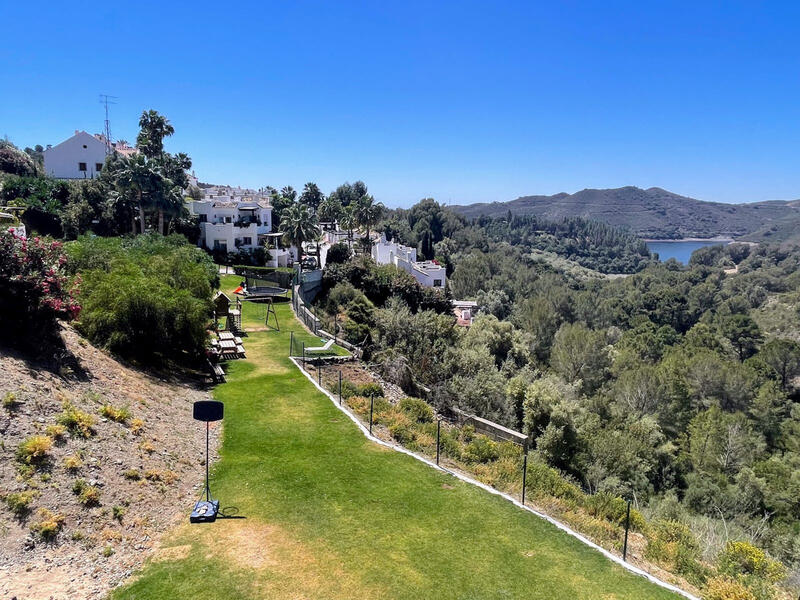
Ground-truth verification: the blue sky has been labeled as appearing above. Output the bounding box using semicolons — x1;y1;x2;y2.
2;1;799;207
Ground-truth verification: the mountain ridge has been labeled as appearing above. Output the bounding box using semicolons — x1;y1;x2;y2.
450;186;800;240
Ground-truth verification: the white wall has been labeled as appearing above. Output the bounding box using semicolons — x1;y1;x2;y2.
44;131;108;180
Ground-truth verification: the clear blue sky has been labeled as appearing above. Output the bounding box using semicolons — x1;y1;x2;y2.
2;1;799;207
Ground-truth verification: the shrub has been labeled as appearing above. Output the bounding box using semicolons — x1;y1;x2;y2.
358;382;384;398
45;424;67;440
0;231;80;345
386;412;417;445
57;402;96;438
102;545;115;558
144;469;178;484
3;489;39;516
100;404;131;424
72;479;101;507
130;418;144;435
16;435;53;465
69;234;215;364
2;391;18;409
703;576;757;600
139;441;155;454
717;541;786;583
123;469;141;481
584;492;647;531
112;505;126;521
63;454;82;472
462;435;500;463
340;380;360;400
30;508;65;540
398;397;434;423
325;243;352;265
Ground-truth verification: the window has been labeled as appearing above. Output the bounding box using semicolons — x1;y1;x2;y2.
198;214;207;223
78;162;87;171
242;237;252;245
213;240;227;251
433;279;442;287
95;163;103;172
225;216;232;223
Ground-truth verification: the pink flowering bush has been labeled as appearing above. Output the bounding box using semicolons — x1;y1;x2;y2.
0;230;80;342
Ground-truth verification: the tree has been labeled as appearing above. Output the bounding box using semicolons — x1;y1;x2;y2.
355;194;384;245
550;323;610;394
719;313;762;361
757;338;800;391
114;153;156;234
329;181;368;208
278;203;318;269
318;196;343;223
299;182;325;213
136;110;175;158
339;205;357;247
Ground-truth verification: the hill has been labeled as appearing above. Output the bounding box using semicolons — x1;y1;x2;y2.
451;186;800;240
0;326;216;600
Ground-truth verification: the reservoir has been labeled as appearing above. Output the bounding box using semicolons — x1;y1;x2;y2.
646;240;729;264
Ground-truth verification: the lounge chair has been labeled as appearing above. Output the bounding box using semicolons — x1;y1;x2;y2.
305;338;335;353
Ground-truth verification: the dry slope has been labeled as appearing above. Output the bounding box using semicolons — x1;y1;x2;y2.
0;326;218;600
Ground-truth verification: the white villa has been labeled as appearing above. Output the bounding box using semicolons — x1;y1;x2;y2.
371;233;446;289
188;186;296;267
43;130;136;179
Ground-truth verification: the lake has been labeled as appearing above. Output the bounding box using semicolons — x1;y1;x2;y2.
646;240;729;264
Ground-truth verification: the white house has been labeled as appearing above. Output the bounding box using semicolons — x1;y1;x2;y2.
371;233;446;289
188;189;296;267
43;131;137;179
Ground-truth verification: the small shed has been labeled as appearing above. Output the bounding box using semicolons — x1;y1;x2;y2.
213;291;232;318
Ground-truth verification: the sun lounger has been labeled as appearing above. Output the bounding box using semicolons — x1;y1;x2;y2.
305;338;335;353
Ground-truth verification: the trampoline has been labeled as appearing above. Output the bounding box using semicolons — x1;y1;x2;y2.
236;274;289;299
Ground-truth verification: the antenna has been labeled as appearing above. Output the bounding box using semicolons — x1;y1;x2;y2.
98;94;118;154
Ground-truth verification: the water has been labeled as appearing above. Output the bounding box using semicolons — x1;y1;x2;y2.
646;240;729;264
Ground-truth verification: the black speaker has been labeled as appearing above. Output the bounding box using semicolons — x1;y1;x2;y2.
193;400;224;422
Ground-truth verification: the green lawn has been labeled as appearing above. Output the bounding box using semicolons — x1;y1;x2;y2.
111;286;682;600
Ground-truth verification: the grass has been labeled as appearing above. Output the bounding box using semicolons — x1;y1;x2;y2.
112;285;682;600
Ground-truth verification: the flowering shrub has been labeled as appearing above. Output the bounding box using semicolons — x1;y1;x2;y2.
0;230;80;341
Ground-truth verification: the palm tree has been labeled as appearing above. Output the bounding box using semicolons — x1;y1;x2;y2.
116;154;156;233
318;196;343;224
355;194;384;246
339;205;357;249
136;110;174;158
278;203;319;269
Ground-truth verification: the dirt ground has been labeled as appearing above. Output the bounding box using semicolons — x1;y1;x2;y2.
0;326;220;600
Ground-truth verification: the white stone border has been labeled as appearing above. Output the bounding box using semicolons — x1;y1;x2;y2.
291;357;699;600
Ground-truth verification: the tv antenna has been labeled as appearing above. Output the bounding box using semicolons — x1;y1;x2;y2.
98;94;118;154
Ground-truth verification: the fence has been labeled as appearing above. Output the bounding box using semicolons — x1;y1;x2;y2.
297;357;647;572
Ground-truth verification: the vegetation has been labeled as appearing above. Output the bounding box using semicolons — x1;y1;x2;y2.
0;231;80;346
310;219;800;598
57;402;97;438
112;283;680;600
3;489;39;516
30;508;65;540
66;234;216;364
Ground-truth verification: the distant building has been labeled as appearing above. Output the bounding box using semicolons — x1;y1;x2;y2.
371;233;446;289
43;130;137;179
187;186;295;267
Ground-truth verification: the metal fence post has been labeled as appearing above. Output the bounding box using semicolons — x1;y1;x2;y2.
522;451;528;505
317;361;321;386
369;393;374;435
436;419;441;466
302;342;306;368
338;370;343;405
289;331;294;357
623;499;631;561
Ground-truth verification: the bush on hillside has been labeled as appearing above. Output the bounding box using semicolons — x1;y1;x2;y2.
0;231;80;345
325;242;351;265
67;234;216;364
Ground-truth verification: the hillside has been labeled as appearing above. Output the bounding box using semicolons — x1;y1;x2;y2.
451;186;800;240
0;326;216;600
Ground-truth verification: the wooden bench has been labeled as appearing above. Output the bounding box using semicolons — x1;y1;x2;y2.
207;360;226;384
